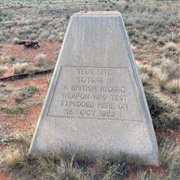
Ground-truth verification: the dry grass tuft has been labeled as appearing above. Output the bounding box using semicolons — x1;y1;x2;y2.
13;63;41;74
0;56;16;64
137;170;161;180
146;91;180;129
160;57;174;76
137;136;180;179
13;62;29;74
39;154;87;180
159;137;176;166
35;53;46;61
13;132;30;144
0;143;144;180
0;65;7;75
158;96;179;129
12;38;20;44
24;66;40;74
1;105;25;115
13;85;38;103
165;79;180;94
96;152;144;179
137;64;153;77
164;42;178;51
35;53;46;64
153;67;169;90
59;32;65;42
48;34;56;42
140;73;150;85
1;148;25;168
158;136;180;179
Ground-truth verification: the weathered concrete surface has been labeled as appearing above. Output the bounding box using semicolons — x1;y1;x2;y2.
29;11;159;165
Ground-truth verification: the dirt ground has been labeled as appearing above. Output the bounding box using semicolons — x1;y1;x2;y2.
0;42;62;179
0;42;60;144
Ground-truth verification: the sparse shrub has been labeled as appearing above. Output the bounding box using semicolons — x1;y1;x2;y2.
35;53;46;66
13;132;30;144
0;135;15;146
1;106;25;115
9;56;16;61
159;96;180;129
29;33;38;40
0;65;7;75
140;73;149;85
152;57;162;67
25;85;38;95
160;57;174;76
0;56;16;64
152;56;175;78
177;94;180;103
66;14;70;20
165;79;180;94
145;91;159;111
137;169;160;180
151;35;158;42
1;149;24;168
145;91;175;129
178;32;180;39
97;152;144;179
14;85;38;103
13;62;29;74
153;67;169;90
159;137;176;166
14;91;27;103
0;82;6;87
164;42;178;51
39;30;50;40
158;37;167;46
48;34;56;42
59;32;65;42
39;151;88;179
0;143;145;180
124;18;134;26
138;136;180;179
128;30;136;37
12;38;20;44
137;64;153;77
25;66;40;74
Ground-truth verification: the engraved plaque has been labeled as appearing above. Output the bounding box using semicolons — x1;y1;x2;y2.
29;11;159;165
48;67;142;121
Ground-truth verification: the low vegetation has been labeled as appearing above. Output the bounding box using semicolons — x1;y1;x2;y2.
1;106;26;115
13;85;38;103
0;132;144;179
34;53;46;66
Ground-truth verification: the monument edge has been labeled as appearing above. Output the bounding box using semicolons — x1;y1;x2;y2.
28;15;74;154
118;14;160;164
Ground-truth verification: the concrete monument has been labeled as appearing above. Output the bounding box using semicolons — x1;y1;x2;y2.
29;11;159;165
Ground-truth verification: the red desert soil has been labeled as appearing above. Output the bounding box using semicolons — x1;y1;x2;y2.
0;42;60;63
0;42;61;78
0;173;9;180
0;42;60;151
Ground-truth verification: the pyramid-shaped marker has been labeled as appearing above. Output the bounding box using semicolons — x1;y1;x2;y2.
29;11;159;165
